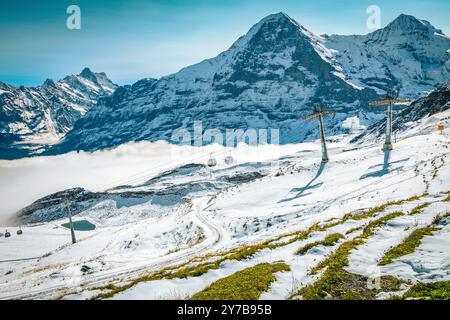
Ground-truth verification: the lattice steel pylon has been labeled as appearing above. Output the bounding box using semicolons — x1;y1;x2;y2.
304;104;335;163
369;89;410;151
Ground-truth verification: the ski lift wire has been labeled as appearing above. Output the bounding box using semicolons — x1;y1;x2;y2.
92;147;231;192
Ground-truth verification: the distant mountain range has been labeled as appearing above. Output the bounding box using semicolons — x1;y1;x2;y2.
0;68;117;159
1;12;449;159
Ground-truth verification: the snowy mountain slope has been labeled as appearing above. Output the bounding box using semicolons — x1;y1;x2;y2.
47;13;450;155
0;68;117;159
325;14;450;98
48;13;379;154
352;83;450;144
0;111;449;300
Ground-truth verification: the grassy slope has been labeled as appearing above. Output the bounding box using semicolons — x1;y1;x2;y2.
191;262;290;300
402;281;450;300
295;233;344;255
295;212;404;300
90;195;425;299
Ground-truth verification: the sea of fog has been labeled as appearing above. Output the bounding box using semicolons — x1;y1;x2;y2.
0;141;317;224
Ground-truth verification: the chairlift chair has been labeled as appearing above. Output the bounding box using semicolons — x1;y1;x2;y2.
207;154;217;168
17;226;23;235
224;151;234;165
5;230;11;238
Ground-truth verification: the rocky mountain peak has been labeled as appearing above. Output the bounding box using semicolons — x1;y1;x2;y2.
367;13;444;43
79;67;96;79
240;12;316;48
0;68;118;159
389;14;436;31
42;78;57;88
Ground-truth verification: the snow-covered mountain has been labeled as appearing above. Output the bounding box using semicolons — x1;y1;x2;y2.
325;14;450;98
48;13;449;155
2;13;448;158
2;116;450;299
48;13;381;154
0;68;117;159
352;84;450;144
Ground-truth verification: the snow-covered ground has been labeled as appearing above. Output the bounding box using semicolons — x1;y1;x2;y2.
0;111;449;300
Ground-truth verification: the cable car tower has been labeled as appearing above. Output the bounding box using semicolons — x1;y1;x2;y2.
68;212;77;244
304;104;335;163
66;194;78;244
41;196;77;244
369;89;410;151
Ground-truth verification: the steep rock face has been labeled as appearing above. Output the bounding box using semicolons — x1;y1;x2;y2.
352;84;450;143
326;14;450;98
0;68;117;159
50;13;378;154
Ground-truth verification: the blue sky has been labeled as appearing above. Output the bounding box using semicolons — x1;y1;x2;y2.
1;0;449;86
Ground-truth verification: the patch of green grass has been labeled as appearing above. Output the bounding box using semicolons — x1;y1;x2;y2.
296;212;404;300
296;233;345;255
409;202;431;215
379;226;439;266
402;281;450;300
345;225;362;235
311;212;403;277
379;213;449;266
316;195;418;232
360;212;404;239
350;211;377;221
191;262;290;300
309;238;364;276
296;267;404;300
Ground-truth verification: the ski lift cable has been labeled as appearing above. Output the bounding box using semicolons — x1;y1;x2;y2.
92;154;205;192
111;148;228;188
92;147;232;192
103;150;223;190
116;146;240;189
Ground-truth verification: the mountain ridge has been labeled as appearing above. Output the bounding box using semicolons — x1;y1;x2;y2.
325;13;449;97
48;12;382;154
0;68;117;159
1;12;449;158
